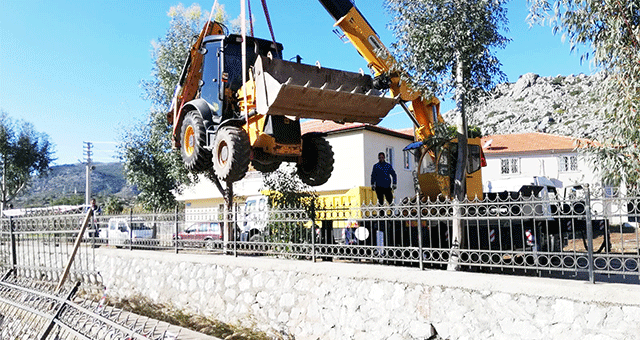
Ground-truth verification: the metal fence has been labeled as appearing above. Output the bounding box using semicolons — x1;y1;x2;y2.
0;272;188;339
0;207;189;339
2;186;639;287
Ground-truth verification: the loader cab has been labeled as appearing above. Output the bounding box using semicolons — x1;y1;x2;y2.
200;34;283;119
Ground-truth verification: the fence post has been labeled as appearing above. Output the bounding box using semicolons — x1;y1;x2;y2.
584;184;595;283
233;202;238;257
175;205;179;254
413;171;424;271
311;213;316;263
9;216;16;272
416;193;424;271
129;208;133;251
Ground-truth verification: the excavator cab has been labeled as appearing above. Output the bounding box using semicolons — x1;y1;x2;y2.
409;138;485;200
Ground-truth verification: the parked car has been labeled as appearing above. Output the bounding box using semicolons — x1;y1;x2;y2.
176;222;223;249
105;217;155;248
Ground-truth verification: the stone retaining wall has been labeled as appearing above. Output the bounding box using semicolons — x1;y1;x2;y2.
95;249;640;340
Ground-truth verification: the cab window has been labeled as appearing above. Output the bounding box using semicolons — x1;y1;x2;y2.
468;144;482;174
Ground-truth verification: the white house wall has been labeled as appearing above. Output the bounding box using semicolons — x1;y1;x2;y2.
313;130;366;191
362;130;415;202
483;152;597;191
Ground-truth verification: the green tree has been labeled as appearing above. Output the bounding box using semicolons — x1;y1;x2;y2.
385;0;509;270
0;110;54;210
120;4;228;211
263;165;317;208
50;195;84;206
104;196;125;215
528;1;640;192
262;164;318;244
385;0;509;199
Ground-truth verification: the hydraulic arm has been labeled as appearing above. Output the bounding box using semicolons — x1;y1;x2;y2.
318;0;443;142
318;0;484;199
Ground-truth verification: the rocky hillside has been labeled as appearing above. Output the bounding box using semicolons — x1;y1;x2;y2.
14;162;135;207
444;72;609;140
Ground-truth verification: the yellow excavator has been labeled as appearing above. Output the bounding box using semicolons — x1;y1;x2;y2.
167;0;484;200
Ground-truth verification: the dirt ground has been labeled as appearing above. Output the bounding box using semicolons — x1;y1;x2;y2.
564;226;639;254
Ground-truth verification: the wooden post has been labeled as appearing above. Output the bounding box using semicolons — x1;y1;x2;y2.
55;209;92;293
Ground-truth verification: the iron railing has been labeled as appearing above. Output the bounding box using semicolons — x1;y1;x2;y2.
2;186;639;285
0;271;185;339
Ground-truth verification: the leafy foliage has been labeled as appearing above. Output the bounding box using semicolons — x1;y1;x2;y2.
141;4;215;111
262;165;318;244
104;196;125;215
262;164;317;210
384;0;510;104
0;110;53;209
50;195;84;206
119;4;229;211
528;1;640;191
119;112;191;212
385;0;509;200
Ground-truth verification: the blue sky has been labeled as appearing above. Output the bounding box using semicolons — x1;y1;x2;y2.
0;1;594;165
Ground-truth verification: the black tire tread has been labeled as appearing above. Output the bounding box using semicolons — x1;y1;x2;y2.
213;126;251;183
297;135;334;186
252;160;282;173
180;111;212;172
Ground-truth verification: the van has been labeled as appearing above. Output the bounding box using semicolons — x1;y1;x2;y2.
106;217;155;248
241;195;269;241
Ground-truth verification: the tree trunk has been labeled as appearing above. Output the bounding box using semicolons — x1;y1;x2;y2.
448;51;468;271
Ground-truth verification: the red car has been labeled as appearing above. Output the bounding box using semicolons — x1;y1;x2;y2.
176;222;223;249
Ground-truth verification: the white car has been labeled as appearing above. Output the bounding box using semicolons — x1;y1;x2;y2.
106;217;154;248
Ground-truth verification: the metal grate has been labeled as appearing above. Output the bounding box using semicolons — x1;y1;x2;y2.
0;272;184;339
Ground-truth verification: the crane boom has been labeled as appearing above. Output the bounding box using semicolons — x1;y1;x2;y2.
318;0;443;142
318;0;485;200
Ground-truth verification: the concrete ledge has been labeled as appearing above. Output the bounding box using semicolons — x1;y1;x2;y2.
95;248;640;339
101;248;639;305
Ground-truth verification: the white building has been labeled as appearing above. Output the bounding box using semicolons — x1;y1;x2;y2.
480;132;598;192
176;120;416;217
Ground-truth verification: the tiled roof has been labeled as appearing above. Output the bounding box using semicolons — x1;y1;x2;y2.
481;132;593;155
300;120;365;134
300;119;413;138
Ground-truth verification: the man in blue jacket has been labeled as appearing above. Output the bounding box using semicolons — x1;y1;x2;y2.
371;152;397;205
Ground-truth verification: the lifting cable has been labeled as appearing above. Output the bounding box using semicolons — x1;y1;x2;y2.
260;0;279;57
204;0;219;36
247;0;254;36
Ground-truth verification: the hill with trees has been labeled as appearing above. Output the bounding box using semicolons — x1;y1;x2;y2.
14;162;135;208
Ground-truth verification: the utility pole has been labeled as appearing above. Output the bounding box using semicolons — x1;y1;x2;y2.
83;142;93;206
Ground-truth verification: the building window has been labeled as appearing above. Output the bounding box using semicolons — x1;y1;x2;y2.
385;147;394;168
500;158;520;175
559;155;578;172
403;150;411;170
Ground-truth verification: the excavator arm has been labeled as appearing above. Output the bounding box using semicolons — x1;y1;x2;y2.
318;0;443;142
319;0;484;200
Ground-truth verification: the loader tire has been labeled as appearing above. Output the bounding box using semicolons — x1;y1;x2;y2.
180;110;212;172
297;135;334;186
252;160;281;173
213;126;250;183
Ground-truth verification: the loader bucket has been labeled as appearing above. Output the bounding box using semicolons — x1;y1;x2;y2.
254;55;398;124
